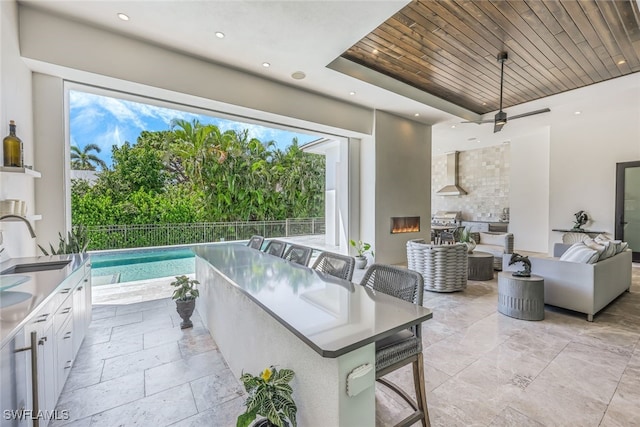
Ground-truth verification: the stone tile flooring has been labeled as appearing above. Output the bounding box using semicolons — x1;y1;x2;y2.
53;266;640;426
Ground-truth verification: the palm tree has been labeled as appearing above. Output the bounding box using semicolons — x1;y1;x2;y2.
71;144;107;171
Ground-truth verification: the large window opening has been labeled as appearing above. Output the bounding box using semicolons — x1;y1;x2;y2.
67;87;328;251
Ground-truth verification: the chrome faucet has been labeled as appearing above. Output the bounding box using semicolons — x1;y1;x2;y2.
0;215;37;238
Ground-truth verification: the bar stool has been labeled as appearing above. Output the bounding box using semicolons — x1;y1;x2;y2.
359;264;430;427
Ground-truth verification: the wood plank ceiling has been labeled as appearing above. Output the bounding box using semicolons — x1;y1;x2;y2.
342;0;640;115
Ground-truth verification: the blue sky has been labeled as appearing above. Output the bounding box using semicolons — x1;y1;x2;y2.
69;91;318;169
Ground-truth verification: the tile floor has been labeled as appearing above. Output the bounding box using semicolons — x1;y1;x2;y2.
53;266;640;426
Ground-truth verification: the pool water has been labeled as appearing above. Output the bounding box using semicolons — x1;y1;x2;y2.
91;247;195;285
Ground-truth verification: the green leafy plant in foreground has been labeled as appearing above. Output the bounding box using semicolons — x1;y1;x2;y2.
237;366;297;427
349;239;374;258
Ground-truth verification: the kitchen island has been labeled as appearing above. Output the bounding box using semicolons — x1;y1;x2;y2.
193;244;432;426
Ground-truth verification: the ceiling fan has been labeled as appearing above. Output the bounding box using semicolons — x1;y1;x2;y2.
463;52;550;133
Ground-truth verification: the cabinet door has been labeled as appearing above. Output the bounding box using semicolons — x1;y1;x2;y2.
55;316;73;397
0;333;29;427
38;322;56;427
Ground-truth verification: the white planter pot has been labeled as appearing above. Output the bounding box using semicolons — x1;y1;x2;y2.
355;256;367;269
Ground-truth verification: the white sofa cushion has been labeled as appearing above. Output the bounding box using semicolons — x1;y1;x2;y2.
559;242;600;264
594;234;629;255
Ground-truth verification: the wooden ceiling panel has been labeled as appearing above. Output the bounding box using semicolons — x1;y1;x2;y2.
341;0;640;114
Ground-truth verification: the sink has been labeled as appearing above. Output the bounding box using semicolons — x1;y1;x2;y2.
1;260;71;275
0;291;33;309
0;275;30;291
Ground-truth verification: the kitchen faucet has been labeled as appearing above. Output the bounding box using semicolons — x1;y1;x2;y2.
0;215;37;238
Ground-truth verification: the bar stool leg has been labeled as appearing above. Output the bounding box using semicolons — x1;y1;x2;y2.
413;355;430;427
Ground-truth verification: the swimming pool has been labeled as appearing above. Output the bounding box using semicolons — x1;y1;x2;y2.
91;247;195;285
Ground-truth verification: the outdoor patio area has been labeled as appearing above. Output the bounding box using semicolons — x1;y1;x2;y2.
54;262;640;426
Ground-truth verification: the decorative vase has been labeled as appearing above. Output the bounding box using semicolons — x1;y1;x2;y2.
355;256;367;269
464;239;476;254
175;299;196;329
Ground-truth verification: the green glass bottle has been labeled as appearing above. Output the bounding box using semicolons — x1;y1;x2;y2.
3;120;23;167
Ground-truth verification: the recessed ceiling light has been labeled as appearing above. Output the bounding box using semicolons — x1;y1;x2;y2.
372;49;379;55
451;125;456;129
467;137;477;141
117;13;129;21
291;71;306;80
349;91;356;96
414;113;420;117
262;62;270;68
215;32;225;39
617;59;626;65
574;111;581;115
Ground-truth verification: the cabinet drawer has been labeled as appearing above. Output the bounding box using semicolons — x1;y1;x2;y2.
54;295;73;334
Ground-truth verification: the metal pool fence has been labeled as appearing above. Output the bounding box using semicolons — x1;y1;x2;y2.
84;218;325;250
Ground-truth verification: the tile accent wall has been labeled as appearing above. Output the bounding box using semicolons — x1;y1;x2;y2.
432;144;510;221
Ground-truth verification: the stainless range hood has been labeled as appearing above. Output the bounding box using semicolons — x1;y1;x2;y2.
436;151;467;196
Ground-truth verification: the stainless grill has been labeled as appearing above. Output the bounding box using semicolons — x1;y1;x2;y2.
431;211;461;226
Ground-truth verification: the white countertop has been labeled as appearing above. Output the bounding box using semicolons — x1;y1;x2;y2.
0;253;89;346
194;244;432;358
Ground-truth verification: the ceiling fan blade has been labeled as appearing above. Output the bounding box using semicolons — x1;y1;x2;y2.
493;121;506;133
461;119;493;124
508;108;551;121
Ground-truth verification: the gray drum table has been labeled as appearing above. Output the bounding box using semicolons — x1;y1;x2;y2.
497;272;545;320
468;251;494;281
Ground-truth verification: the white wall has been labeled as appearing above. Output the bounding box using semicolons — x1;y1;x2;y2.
373;111;431;264
547;76;640;251
0;0;36;257
510;128;550;253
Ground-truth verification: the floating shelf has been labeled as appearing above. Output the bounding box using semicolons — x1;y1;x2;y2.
0;167;41;178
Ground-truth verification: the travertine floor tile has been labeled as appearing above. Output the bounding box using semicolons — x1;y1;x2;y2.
489;406;545;427
90;383;197;427
101;341;183;381
189;370;244;412
168;396;245;427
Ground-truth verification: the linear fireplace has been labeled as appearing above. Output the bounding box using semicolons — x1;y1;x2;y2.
390;216;420;234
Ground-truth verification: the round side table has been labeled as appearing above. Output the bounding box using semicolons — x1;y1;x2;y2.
468;251;494;281
497;272;545;320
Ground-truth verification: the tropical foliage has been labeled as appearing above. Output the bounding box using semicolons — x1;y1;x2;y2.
71;143;107;171
38;225;90;255
71;121;325;236
237;366;297;427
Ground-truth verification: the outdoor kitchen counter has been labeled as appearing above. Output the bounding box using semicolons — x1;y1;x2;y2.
193;243;432;426
192;243;432;358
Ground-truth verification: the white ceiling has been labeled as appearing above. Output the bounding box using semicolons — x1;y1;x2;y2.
21;0;460;126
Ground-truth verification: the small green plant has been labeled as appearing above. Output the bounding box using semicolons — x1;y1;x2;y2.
170;275;200;301
38;225;89;255
237;366;297;427
457;227;475;244
349;239;374;258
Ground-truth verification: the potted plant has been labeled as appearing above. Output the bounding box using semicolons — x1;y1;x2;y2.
349;239;374;269
458;227;476;253
170;275;199;329
237;366;297;427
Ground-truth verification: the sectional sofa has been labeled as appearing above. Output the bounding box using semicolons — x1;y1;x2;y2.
503;243;632;321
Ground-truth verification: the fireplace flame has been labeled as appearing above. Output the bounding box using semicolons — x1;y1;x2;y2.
390;216;420;234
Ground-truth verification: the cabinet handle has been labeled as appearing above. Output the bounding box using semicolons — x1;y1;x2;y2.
77;285;84;291
60;288;71;294
64;361;72;369
35;314;49;323
61;307;72;314
84;278;89;282
64;332;72;339
38;336;47;345
14;331;40;427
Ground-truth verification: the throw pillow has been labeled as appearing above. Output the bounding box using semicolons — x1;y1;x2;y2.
583;238;607;259
559;242;600;264
479;232;505;246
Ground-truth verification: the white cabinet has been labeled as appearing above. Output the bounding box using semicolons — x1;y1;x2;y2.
0;330;30;427
4;258;92;427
